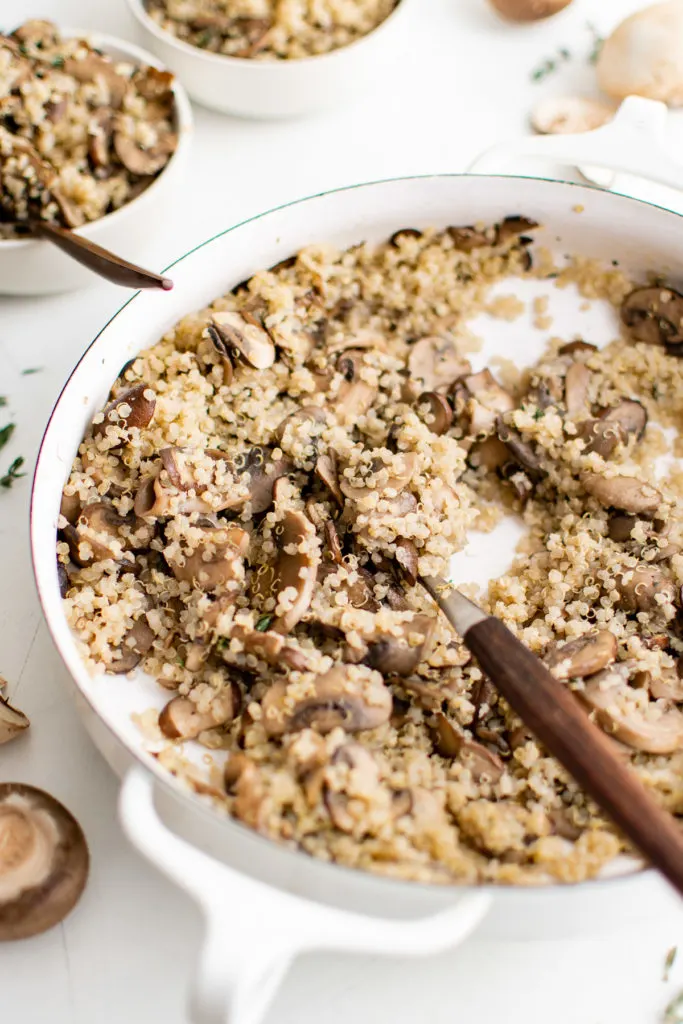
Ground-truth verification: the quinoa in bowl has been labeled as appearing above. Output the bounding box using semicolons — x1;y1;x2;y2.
144;0;399;60
0;20;178;237
58;220;683;886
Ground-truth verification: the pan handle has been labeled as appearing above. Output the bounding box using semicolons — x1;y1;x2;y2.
468;96;683;191
119;767;492;1024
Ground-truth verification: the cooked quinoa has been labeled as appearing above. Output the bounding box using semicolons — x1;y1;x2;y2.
0;20;177;236
145;0;398;60
59;220;683;886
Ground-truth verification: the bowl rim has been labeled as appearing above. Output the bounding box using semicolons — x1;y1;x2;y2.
125;0;411;69
0;26;194;251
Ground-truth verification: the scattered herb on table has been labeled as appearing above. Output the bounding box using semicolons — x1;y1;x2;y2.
664;989;683;1023
531;46;571;82
0;456;25;489
665;947;679;983
586;21;604;65
0;423;15;451
256;614;273;632
21;367;43;375
0;396;7;408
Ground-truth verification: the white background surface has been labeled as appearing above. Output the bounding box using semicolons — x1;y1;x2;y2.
2;0;683;1021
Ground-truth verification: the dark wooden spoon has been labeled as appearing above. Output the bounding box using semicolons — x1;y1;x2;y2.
30;219;173;290
421;575;683;897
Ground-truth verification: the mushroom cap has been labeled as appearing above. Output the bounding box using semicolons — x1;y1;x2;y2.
407;337;470;395
563;361;592;417
0;784;89;941
544;630;617;681
597;1;683;106
159;686;241;740
489;0;572;21
210;311;276;370
272;510;321;634
93;384;156;441
531;95;616;135
415;392;453;435
0;696;29;745
580;668;683;754
166;524;249;591
621;286;683;351
580;472;662;517
363;612;437;676
261;665;392;737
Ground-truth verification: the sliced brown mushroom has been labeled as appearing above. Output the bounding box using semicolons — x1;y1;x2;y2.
580;668;683;753
64;53;128;108
0;696;29;745
616;565;677;615
332;349;376;421
323;743;380;833
315;452;343;505
577;419;628;459
323;519;344;565
271;510;320;634
447;225;490;252
608;514;638;543
92;384;156;441
429;714;504;782
275;405;326;447
558;340;598;356
362;613;437;676
206;323;234;383
621;286;683;352
598;400;648;441
63;502;136;567
389;227;422;246
0;783;89;941
223;753;264;828
166;524;249;591
496;420;545;479
159;686;241;740
407;337;470;395
227;624;313;672
261;665;392;737
564;361;591;417
457;370;515;436
113;128;177;177
210;311;276;370
395;538;419;586
87;110;112;169
107;618;156;674
580;473;662;517
495;215;539;244
467;435;510;473
544;630;617;680
132;65;175;105
414;391;453;435
640;667;683;703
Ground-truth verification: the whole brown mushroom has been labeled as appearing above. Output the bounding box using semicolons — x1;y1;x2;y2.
0;784;89;941
488;0;572;22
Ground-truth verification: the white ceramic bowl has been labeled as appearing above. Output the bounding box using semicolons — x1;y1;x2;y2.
0;30;193;296
125;0;414;119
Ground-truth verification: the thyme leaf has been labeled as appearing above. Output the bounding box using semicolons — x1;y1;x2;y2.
664;989;683;1024
0;423;15;451
0;396;7;407
0;455;25;489
21;366;42;375
665;947;679;983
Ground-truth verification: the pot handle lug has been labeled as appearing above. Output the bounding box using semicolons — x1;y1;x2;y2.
469;96;683;191
119;766;492;1024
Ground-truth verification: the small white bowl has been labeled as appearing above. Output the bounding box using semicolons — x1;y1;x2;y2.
125;0;414;119
0;30;193;296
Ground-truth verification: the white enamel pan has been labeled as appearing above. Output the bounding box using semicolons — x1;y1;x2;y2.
30;97;683;1024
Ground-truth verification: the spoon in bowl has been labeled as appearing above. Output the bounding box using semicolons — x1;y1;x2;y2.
421;575;683;897
0;129;172;290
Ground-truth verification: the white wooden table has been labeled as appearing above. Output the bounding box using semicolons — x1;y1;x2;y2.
2;0;683;1021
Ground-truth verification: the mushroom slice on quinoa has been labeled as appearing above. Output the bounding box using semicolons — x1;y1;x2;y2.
331;349;377;422
314;453;343;505
275;405;327;448
159;685;241;740
429;714;505;782
92;383;156;441
165;524;249;591
407;336;470;395
577;419;628;459
456;370;515;436
0;783;89;941
414;392;453;435
107;618;156;674
447;225;490;252
323;742;381;833
63;52;128;108
261;664;392;737
209;311;276;370
113;124;177;178
495;215;539;245
0;695;29;745
563;361;592;417
340;451;419;502
270;510;321;634
579;667;683;754
394;538;419;586
227;623;314;672
638;667;683;703
621;286;683;352
63;502;138;567
598;400;648;441
223;752;265;828
495;420;545;479
544;630;617;681
580;473;662;517
615;565;677;616
359;613;437;676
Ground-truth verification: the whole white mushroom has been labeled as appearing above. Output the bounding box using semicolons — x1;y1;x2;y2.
597;1;683;107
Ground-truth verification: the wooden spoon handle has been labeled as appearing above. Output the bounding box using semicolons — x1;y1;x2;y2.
33;220;173;290
464;616;683;897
